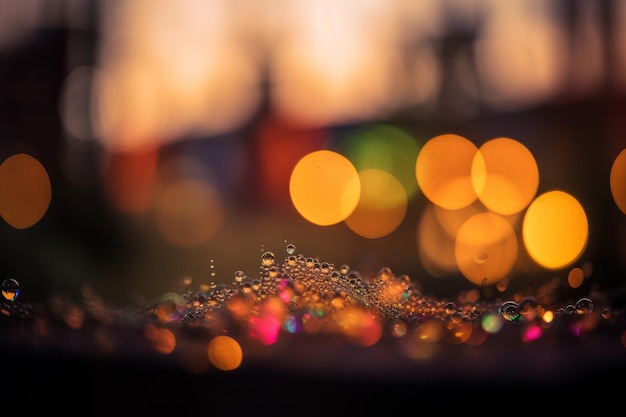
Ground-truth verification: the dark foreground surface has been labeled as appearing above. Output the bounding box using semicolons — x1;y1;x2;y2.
2;298;625;416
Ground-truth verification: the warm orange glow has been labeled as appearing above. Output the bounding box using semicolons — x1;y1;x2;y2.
145;325;176;355
455;212;518;285
568;267;585;289
416;134;479;210
0;153;52;229
103;145;158;214
154;179;224;247
417;204;459;277
59;65;108;141
253;115;327;206
344;169;407;239
289;150;360;226
335;307;383;347
473;137;539;215
97;0;260;151
207;335;243;371
610;148;626;215
475;6;566;112
270;1;401;126
523;190;588;270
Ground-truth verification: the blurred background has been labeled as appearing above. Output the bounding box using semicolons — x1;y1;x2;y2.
2;0;626;309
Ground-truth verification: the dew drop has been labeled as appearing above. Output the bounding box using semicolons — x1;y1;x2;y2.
517;296;538;321
575;297;593;315
261;251;276;266
1;278;20;301
233;270;246;283
444;302;457;315
499;300;520;322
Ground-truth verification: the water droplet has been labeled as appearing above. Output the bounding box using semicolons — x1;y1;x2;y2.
286;244;296;255
1;278;20;301
233;270;246;283
444;302;457;315
261;251;276;266
575;297;593;315
517;296;538;321
601;308;611;319
499;300;520;322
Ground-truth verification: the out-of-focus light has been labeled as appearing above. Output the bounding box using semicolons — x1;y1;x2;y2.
542;310;554;325
416;203;459;278
0;153;52;229
416;133;479;210
102;145;159;214
567;267;585;289
522;190;588;270
154;178;224;247
289;150;360;226
249;312;281;345
472;137;539;215
610;148;626;215
145;324;176;354
270;0;402;126
455;212;518;285
335;306;383;347
59;65;110;141
475;1;566;112
521;324;543;342
336;123;421;199
481;313;504;334
96;0;260;151
252;114;328;207
207;335;243;371
344;169;407;239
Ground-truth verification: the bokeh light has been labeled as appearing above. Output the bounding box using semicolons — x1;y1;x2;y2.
0;153;52;229
610;148;626;215
522;190;588;270
336;123;421;199
416;133;479;210
344;169;407;239
289;150;360;226
473;137;539;215
207;335;243;371
454;212;518;285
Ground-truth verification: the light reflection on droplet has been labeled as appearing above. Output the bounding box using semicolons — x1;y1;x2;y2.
575;297;593;315
1;278;20;302
499;300;520;322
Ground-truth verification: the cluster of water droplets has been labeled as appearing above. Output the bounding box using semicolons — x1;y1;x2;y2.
0;278;33;319
0;244;612;345
160;243;608;338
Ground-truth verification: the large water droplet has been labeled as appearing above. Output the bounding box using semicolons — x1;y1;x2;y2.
499;300;520;322
261;251;276;266
575;297;593;315
2;278;20;301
